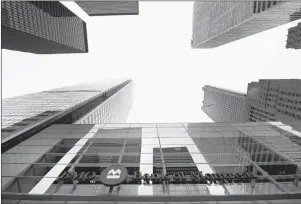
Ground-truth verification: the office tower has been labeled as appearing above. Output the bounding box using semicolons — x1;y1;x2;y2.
1;1;88;54
1;79;133;152
2;122;301;203
76;1;139;16
202;85;247;122
244;79;301;125
286;22;301;49
192;1;301;48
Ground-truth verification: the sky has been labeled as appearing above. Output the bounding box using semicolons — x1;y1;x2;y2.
2;2;301;123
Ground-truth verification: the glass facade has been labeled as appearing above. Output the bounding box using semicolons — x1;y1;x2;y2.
2;122;301;203
1;1;88;54
1;80;133;152
192;2;301;48
202;85;247;122
76;1;139;16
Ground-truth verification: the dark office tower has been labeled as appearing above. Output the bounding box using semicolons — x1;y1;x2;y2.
244;79;301;125
286;22;301;49
2;122;301;203
76;1;139;16
192;1;301;48
202;85;247;122
1;79;133;152
1;1;88;54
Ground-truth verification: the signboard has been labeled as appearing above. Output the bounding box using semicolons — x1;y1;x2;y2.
99;164;128;186
55;169;257;186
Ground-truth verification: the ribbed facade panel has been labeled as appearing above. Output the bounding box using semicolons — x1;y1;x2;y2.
192;1;301;48
74;82;133;124
202;85;247;122
76;1;139;16
1;1;88;54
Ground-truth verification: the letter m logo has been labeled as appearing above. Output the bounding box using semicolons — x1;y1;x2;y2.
106;169;121;179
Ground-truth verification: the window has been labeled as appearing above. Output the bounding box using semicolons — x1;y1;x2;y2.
23;118;39;122
262;1;266;11
253;1;257;13
257;1;262;13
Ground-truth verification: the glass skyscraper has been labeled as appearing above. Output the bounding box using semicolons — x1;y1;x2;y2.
1;1;88;54
2;122;301;203
192;1;301;48
202;85;247;122
244;79;301;124
1;79;133;152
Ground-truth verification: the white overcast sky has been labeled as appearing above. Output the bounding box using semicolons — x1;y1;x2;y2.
2;2;301;123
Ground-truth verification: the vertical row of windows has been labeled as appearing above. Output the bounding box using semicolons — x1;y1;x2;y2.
253;1;281;14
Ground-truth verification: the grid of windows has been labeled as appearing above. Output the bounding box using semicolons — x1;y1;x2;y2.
245;79;301;124
192;2;301;48
1;1;88;54
160;147;199;175
2;122;301;203
202;85;247;122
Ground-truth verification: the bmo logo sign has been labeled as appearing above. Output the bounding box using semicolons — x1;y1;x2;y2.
100;164;128;186
107;169;122;179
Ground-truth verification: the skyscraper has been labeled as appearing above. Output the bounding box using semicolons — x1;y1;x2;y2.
244;79;301;124
1;1;88;54
202;85;247;122
76;1;139;16
286;22;301;49
1;79;133;152
192;1;301;48
2;122;301;203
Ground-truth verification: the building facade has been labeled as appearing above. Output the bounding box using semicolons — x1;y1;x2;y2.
244;79;301;125
286;22;301;49
1;122;301;203
1;79;133;152
202;85;247;122
192;1;301;48
1;1;88;54
76;1;139;16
